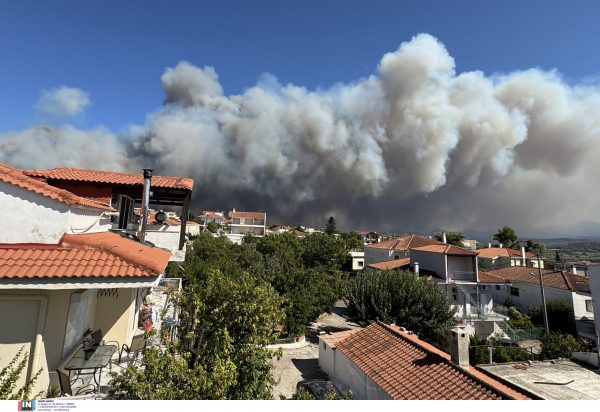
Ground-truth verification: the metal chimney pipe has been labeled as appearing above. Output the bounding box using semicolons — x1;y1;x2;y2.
414;262;420;276
521;246;527;265
139;168;153;243
442;232;447;243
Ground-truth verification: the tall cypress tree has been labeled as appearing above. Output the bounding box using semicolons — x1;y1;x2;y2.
325;216;336;235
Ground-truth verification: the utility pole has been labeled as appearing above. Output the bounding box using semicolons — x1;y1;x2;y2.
536;254;550;333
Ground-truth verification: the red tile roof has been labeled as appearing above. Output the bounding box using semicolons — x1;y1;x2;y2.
412;244;479;256
328;322;530;400
25;167;194;191
366;235;444;251
367;258;411;270
229;211;266;219
482;266;589;292
478;271;511;284
0;163;114;211
477;247;536;259
0;232;171;280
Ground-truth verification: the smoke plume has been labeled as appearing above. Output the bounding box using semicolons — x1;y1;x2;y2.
2;34;600;237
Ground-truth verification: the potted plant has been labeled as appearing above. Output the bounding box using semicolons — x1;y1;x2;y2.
82;335;95;360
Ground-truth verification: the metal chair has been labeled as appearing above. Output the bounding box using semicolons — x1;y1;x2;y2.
118;334;147;365
57;370;95;397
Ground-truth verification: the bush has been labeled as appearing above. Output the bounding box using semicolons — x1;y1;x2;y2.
344;270;456;343
0;347;43;400
539;331;581;360
529;299;576;335
468;335;532;365
506;307;533;329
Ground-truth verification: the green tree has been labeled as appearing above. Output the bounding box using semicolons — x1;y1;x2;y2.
506;307;533;329
325;216;336;235
301;232;347;270
529;299;576;335
539;331;581;360
493;226;519;248
344;270;456;343
110;234;285;399
340;231;363;251
434;231;466;246
525;239;547;258
206;221;219;233
0;347;43;400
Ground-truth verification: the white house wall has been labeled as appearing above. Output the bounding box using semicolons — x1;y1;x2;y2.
493;283;573;312
0;181;107;243
588;265;600;340
410;250;446;279
0;181;69;243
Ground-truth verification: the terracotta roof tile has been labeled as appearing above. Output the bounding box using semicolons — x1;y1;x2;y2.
483;266;589;292
25;167;194;190
0;163;114;211
0;232;170;280
329;322;529;400
367;258;411;270
229;211;266;219
412;244;479;256
477;247;536;259
478;271;511;284
366;235;444;251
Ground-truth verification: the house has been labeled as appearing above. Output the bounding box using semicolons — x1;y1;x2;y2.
462;239;478;250
477;246;544;270
409;244;508;337
364;234;443;266
228;209;266;236
348;251;365;271
484;266;595;339
357;231;381;245
0;163;179;395
318;321;530;400
23;166;194;261
199;211;225;225
366;257;410;271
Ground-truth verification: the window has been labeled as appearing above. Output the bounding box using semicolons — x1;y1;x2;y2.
452;294;458;301
586;300;594;313
394;255;400;260
510;287;520;297
495;285;500;291
358;261;364;267
232;218;240;224
452;287;457;293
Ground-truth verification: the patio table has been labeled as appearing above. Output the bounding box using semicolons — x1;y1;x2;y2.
64;344;117;392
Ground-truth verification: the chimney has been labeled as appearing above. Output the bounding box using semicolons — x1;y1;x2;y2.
572;266;577;275
521;246;527;264
139;168;153;243
499;243;503;248
414;262;420;276
449;328;470;368
442;232;447;243
488;243;491;248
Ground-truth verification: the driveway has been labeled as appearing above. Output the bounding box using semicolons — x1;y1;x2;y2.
271;300;359;399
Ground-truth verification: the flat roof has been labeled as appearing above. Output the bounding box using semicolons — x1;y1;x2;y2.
478;360;600;400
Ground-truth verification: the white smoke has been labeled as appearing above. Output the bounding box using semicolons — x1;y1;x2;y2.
3;33;600;236
35;86;91;118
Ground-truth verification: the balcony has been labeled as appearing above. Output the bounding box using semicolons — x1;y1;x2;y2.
450;271;477;282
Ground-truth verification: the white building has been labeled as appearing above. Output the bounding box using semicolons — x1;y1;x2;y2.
228;210;266;236
410;244;507;337
318;322;529;400
485;266;595;339
364;235;442;266
588;264;600;347
0;163;175;396
477;246;544;270
348;251;365;271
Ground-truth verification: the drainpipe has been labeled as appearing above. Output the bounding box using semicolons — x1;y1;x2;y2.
139;168;153;243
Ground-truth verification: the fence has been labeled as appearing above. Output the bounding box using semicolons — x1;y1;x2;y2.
497;321;544;342
469;344;537;365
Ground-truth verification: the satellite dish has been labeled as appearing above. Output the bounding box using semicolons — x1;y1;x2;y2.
155;211;167;224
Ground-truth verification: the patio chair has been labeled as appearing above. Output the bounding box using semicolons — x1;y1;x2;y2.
118;334;147;365
58;370;95;397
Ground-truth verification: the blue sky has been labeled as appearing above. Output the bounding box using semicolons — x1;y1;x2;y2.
1;0;599;131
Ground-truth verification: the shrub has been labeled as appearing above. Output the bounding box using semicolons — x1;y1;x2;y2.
539;331;581;360
0;347;43;400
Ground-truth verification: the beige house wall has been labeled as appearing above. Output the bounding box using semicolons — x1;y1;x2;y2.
0;287;141;397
